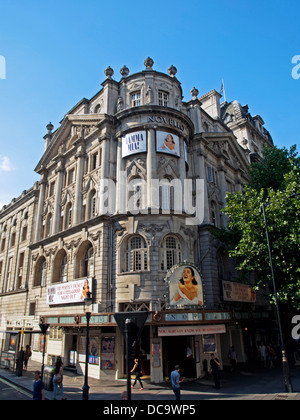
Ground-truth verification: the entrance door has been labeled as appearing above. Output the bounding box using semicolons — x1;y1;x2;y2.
163;336;196;379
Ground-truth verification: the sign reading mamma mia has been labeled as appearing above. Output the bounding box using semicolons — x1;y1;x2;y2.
47;278;92;305
122;130;147;158
166;263;204;309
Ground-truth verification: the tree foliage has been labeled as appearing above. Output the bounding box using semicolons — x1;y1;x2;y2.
221;145;300;309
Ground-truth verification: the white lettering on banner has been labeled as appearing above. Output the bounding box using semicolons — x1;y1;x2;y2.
47;278;92;305
158;324;226;337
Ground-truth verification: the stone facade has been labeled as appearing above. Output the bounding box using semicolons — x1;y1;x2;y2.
0;58;273;382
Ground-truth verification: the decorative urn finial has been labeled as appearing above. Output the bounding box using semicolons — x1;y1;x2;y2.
120;65;130;77
168;65;177;77
104;66;114;79
190;87;199;100
144;57;154;70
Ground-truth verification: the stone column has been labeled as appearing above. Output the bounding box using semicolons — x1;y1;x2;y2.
35;169;47;242
178;136;186;212
52;176;63;234
52;160;65;234
116;136;125;213
147;128;156;209
99;136;110;215
73;145;85;225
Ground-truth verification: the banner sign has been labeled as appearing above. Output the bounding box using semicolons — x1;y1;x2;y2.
156;131;180;157
122;130;147;157
158;324;226;337
47;278;93;305
165;263;204;309
222;280;256;303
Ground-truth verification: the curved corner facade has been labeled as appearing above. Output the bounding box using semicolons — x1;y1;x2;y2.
0;59;273;382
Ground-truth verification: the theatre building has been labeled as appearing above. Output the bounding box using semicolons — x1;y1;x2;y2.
0;58;273;382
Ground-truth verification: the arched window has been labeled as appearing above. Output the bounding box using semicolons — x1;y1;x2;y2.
84;245;94;277
52;249;68;283
161;235;181;270
75;241;94;279
34;256;47;287
125;236;148;272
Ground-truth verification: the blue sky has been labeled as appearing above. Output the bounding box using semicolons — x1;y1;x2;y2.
0;0;299;207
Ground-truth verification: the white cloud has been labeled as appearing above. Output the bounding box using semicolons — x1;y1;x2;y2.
0;155;14;172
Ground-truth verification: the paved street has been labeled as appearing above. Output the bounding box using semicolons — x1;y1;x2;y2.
0;377;32;400
0;360;300;401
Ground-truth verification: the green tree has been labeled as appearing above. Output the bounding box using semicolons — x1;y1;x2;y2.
220;146;300;310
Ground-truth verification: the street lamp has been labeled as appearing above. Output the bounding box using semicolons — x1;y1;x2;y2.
82;290;92;400
39;321;50;381
261;203;293;393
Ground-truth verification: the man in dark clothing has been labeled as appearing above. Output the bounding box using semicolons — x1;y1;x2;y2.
33;370;45;400
210;354;221;389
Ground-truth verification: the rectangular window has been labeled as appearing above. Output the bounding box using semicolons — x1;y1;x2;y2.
10;232;16;247
17;252;24;289
6;257;13;292
49;181;55;197
131;91;141;107
158;91;168;107
68;168;75;185
207;165;217;185
91;152;98;171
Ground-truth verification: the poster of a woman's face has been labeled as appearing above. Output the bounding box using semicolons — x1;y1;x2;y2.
156;131;180;157
167;264;203;308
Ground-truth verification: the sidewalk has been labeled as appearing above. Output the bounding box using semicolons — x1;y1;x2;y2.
1;360;300;400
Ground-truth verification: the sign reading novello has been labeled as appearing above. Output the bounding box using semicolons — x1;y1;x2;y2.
122;130;147;158
47;278;92;305
166;263;204;309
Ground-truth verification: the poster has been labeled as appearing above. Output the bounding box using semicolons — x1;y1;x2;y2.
203;334;216;353
122;131;147;158
89;337;99;365
78;336;99;364
165;263;203;308
101;337;115;370
47;278;93;305
156;131;180;157
152;343;161;367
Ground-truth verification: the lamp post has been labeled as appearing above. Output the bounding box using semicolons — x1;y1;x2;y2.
39;321;50;381
261;203;293;393
82;290;92;400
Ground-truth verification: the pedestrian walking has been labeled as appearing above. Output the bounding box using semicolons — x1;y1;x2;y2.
267;344;276;369
33;371;45;400
228;346;237;372
258;341;267;368
131;358;144;390
210;354;221;389
170;365;184;401
53;357;66;400
24;345;32;371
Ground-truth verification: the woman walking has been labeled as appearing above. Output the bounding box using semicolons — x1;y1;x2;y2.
53;357;66;400
131;358;144;390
